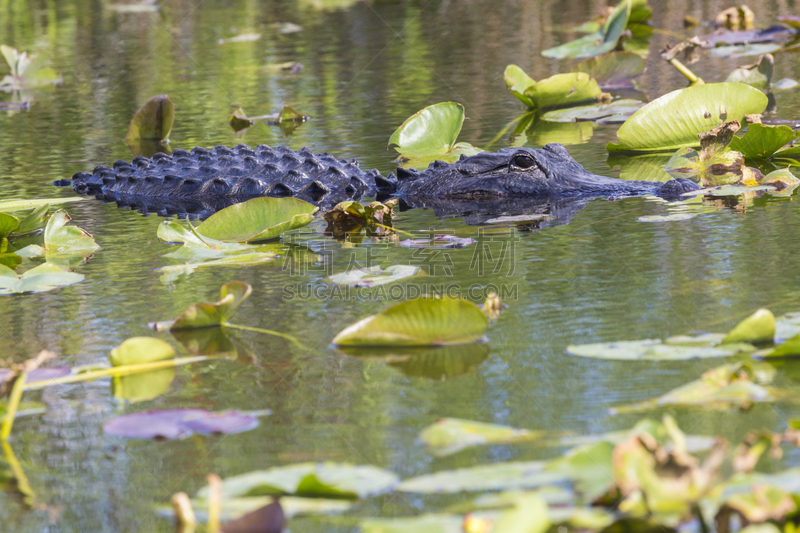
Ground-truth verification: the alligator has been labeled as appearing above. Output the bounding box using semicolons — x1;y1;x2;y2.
57;142;699;220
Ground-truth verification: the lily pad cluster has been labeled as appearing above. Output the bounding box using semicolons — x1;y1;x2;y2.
0;199;95;294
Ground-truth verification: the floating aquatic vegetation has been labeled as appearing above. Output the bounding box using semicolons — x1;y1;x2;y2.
568;308;779;362
104;409;260;439
606;83;768;152
0;45;61;90
108;336;175;367
229;105;309;132
570;52;645;90
328;265;420;288
0;262;84;295
727;54;773;89
14;209;100;261
729;123;800;160
714;5;755;30
419;418;544;457
504;66;601;109
388;102;481;165
541;0;633;59
700;25;796;49
540;99;643;123
332;297;488;347
196;463;399;500
124;94;174;144
399;234;475;248
322;199;397;238
195;197;317;243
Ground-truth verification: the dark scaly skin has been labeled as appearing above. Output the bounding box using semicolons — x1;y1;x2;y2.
59;142;699;219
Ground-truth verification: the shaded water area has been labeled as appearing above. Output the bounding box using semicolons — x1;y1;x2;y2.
5;0;800;530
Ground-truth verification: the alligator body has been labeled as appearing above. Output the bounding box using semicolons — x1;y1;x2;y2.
60;142;699;220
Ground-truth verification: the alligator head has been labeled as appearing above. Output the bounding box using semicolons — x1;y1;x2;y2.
397;143;699;199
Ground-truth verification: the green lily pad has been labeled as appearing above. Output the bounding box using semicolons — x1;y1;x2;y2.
328;265;420;288
398;461;566;494
196;197;317;242
12;204;50;236
0;262;84;295
709;43;783;59
419;418;543;457
761;331;800;358
728;124;797;160
124;94;174;143
170;281;252;330
504;66;601;109
0;213;19;238
0;197;82;212
638;213;697;222
542;0;630;59
388;102;481;162
43;209;98;254
541;99;643;123
332;297;488;347
570;52;645;89
759;169;800;196
607;83;769;153
108;336;176;367
721;308;775;344
196;463;399;500
157;220;279;264
566;336;755;360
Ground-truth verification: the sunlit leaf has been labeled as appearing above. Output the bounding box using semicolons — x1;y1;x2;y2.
541;0;631;59
721;308;775;344
664;146;747;186
728;123;797;160
607;83;768;152
546;441;615;502
0;45;61;89
170;281;252;330
388;102;481;161
361;514;465;533
108;336;176;366
0;262;84;294
196;197;317;242
504;66;601;109
332;297;488;347
103;409;259;439
197;463;399;500
419;418;543;457
0;213;19;238
124;94;174;143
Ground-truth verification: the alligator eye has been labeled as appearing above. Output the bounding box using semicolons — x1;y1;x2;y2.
511;154;536;169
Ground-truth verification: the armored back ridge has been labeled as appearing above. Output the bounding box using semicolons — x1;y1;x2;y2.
60;143;700;220
63;144;397;217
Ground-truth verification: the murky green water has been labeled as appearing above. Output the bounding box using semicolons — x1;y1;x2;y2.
4;0;800;530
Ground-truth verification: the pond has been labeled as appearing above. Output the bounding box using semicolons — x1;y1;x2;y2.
3;0;800;531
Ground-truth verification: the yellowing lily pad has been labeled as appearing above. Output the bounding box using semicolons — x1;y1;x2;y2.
328;265;420;288
332;297;488;347
124;94;174;143
419;418;543;457
721;308;775;344
566;336;755;360
170;281;252;331
504;65;601;109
